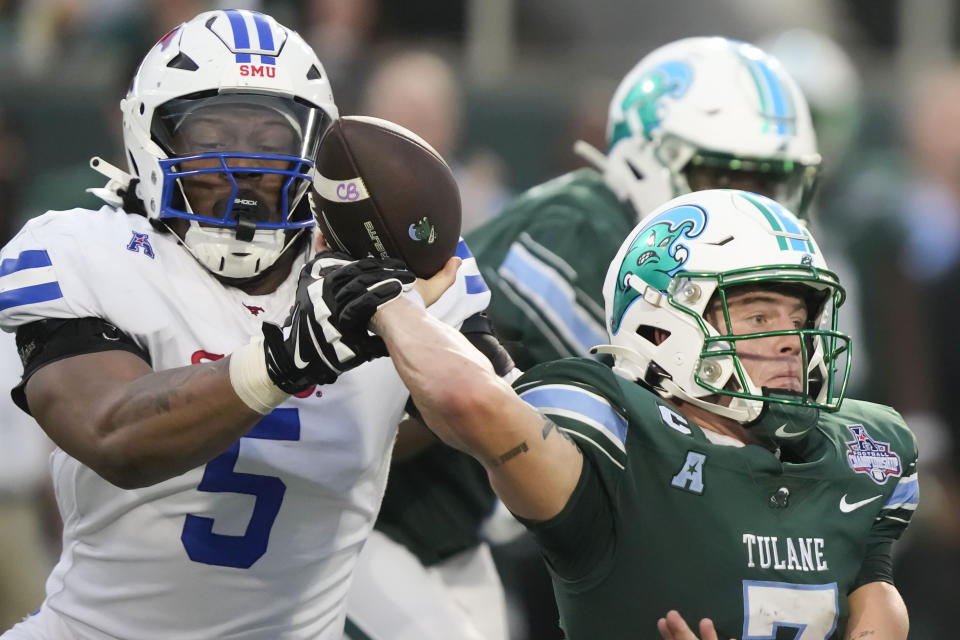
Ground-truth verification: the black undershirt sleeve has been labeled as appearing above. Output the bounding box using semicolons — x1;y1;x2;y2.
12;317;151;414
852;539;895;591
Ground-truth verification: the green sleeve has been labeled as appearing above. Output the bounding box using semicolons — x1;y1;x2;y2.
519;446;616;584
479;204;616;369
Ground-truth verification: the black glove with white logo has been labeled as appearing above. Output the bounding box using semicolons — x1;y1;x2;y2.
262;252;415;392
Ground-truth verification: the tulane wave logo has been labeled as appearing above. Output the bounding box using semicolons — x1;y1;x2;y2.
408;216;437;244
609;60;693;148
611;204;707;333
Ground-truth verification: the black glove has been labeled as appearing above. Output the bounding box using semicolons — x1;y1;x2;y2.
262;252;415;392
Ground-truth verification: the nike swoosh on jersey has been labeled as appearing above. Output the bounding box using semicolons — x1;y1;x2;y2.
839;494;882;513
774;423;805;438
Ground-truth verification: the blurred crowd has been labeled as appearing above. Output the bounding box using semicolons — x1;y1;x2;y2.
0;0;958;637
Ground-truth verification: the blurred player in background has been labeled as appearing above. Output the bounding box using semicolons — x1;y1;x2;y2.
358;188;917;639
0;316;54;631
0;105;56;630
358;49;511;234
0;9;488;640
467;36;821;371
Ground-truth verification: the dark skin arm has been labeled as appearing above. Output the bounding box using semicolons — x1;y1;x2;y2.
25;350;263;489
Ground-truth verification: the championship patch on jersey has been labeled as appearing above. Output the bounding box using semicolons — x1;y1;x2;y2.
844;424;902;483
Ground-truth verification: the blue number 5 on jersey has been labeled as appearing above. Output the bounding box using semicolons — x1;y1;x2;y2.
181;408;300;569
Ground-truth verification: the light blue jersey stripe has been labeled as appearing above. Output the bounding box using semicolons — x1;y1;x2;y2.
0;249;52;277
519;385;628;444
0;281;63;312
883;474;919;510
501;245;606;352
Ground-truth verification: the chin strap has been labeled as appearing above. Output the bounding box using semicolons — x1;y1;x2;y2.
87;156;134;207
573;139;608;172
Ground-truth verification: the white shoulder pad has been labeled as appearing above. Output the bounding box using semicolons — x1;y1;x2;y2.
424;238;491;328
0;207;134;330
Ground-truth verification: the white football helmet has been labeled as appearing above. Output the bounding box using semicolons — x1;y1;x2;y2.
119;9;337;279
595;189;850;423
598;37;821;221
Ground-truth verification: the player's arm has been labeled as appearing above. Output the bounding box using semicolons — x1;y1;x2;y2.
21;254;415;490
393;310;520;461
24;345;262;490
845;581;908;640
844;427;914;640
372;262;583;521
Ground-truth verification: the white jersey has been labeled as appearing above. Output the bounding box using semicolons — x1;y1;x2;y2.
0;205;489;640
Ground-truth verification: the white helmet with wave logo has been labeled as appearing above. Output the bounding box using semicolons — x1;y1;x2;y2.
593;37;820;222
595;189;849;422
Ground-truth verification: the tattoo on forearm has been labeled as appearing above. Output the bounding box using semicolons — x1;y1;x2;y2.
140;362;220;416
492;442;528;466
541;418;573;443
848;631;876;639
153;392;173;414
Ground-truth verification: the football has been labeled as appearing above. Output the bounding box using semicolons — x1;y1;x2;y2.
311;115;462;278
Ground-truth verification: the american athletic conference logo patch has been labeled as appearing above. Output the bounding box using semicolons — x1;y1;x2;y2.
845;424;901;483
127;231;155;259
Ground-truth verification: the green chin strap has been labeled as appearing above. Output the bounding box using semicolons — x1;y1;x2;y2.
745;388;820;450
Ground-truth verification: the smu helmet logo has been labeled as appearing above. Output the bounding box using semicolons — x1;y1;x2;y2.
209;9;286;72
611;204;706;333
845;425;902;484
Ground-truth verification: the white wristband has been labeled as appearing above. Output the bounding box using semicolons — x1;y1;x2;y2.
228;337;291;415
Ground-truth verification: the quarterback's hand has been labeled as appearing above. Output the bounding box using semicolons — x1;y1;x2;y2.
413;256;460;307
261;252;415;391
657;611;734;640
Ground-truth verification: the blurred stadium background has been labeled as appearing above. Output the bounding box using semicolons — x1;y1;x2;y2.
1;0;959;637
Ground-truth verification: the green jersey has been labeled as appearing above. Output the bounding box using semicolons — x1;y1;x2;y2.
465;169;635;370
514;358;919;640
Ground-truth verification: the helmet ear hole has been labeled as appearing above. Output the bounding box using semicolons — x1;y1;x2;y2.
638;325;669;345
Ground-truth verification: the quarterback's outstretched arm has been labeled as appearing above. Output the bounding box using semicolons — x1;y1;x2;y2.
371;268;583;521
26;351;267;489
846;581;909;640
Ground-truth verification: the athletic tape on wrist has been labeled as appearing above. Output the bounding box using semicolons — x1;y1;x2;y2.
229;337;291;415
